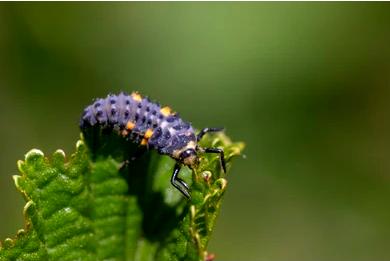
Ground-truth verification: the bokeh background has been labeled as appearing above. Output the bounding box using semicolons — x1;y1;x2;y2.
1;3;390;261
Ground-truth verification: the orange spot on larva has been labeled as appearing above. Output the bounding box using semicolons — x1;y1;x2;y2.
126;121;135;130
160;106;172;116
131;92;142;102
144;129;154;139
140;138;148;145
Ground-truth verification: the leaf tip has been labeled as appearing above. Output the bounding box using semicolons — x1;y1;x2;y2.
2;238;14;249
229;142;245;158
16;160;25;173
201;171;212;183
76;139;85;149
215;178;228;191
52;149;66;167
22;201;35;219
53;149;66;158
24;149;44;163
16;229;26;237
12;175;21;188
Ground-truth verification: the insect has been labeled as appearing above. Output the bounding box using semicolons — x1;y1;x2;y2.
80;92;225;199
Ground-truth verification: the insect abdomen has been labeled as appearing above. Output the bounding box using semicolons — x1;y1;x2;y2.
80;92;196;154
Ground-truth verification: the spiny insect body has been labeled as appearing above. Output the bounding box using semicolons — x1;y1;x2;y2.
80;92;225;199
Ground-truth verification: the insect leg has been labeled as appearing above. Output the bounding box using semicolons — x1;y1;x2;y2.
175;177;190;191
204;147;226;173
171;163;191;199
197;127;224;142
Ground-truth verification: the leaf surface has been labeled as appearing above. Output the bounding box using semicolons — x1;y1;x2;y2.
1;132;244;261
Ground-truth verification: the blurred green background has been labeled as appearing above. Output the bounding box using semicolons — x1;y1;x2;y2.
0;3;390;260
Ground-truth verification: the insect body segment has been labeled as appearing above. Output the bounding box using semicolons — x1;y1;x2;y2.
80;92;225;199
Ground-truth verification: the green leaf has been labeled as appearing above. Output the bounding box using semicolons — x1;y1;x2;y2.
0;132;244;261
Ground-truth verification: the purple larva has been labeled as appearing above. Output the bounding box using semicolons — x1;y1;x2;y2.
80;91;226;199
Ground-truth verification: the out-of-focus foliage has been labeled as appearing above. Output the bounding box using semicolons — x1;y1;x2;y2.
0;132;243;261
0;3;390;261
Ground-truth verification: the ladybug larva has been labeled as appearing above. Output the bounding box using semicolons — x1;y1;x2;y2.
80;91;225;199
